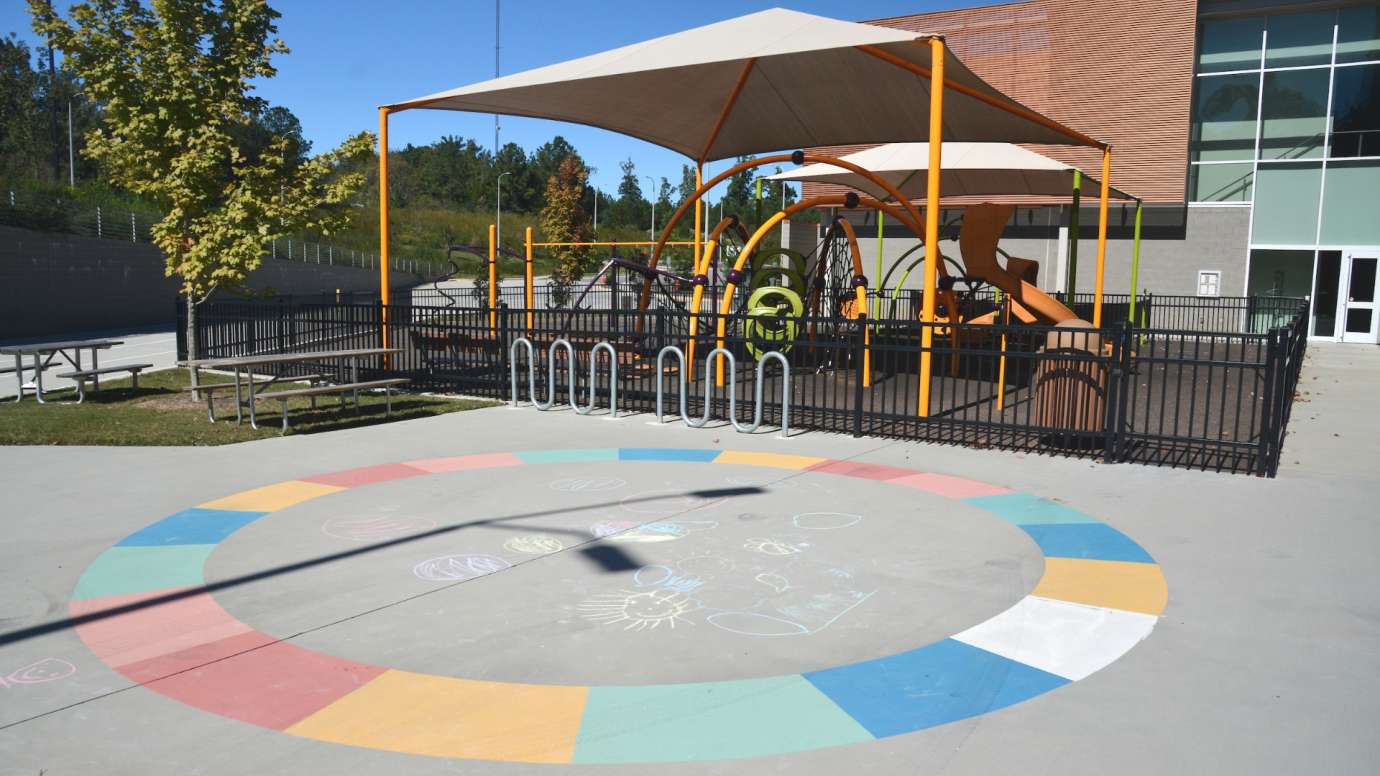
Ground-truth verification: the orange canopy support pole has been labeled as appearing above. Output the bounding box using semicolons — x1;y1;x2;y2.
918;37;945;418
524;226;534;331
378;108;391;358
694;164;703;281
488;223;498;333
1093;146;1112;328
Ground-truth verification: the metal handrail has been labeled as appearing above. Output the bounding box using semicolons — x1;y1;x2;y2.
655;345;789;438
509;337;618;417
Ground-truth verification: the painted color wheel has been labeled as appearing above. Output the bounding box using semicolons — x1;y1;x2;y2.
69;448;1167;764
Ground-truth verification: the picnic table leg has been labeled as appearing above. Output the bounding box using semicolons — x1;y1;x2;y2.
281;401;290;434
10;355;20;402
232;367;243;424
90;348;100;392
32;354;45;404
247;369;259;430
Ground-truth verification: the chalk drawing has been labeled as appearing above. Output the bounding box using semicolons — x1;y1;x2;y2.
620;490;726;516
744;537;808;556
755;572;791;593
413;554;511;582
549;476;626;493
578;590;695;631
0;657;76;688
589;520;719;543
706;590;876;638
322;515;438;543
503;535;564;555
634;565;707;595
792;512;863;530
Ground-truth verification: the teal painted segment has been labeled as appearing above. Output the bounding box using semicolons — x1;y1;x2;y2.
513;449;619;464
618;448;721;463
573;675;872;763
71;545;214;600
962;494;1098;525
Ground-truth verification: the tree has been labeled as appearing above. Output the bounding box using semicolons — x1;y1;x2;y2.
31;0;374;390
677;164;697;204
540;154;591;292
609;157;647;228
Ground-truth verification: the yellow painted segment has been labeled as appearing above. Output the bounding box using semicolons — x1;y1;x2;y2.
199;480;344;512
287;670;588;763
714;451;828;470
1033;558;1168;616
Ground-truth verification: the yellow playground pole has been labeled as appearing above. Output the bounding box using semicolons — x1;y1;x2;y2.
488;223;498;333
524;226;534;330
918;37;945;418
1093;146;1112;327
378;108;391;358
694;164;703;281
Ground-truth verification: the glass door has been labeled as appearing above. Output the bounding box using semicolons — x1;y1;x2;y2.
1341;252;1379;343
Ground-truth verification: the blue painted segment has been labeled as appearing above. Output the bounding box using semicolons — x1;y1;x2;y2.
618;448;721;463
963;494;1098;525
803;639;1068;738
1018;523;1155;563
116;508;266;547
513;448;618;464
573;675;871;763
71;545;214;600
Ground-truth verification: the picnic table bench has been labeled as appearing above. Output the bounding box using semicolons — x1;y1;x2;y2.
257;378;409;433
57;363;155;403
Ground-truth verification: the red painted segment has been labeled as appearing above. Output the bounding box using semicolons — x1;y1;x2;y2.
301;463;428;488
404;452;525;473
118;629;276;684
888;472;1014;499
807;460;918;481
140;639;386;730
71;589;254;669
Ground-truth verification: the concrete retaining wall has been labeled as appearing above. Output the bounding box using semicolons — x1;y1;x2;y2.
0;225;418;338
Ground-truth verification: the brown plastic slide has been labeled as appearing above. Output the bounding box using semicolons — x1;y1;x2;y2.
958;203;1079;326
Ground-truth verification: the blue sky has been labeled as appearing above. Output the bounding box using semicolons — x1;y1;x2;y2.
4;1;967;197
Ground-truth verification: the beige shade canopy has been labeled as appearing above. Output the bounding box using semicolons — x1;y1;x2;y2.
386;8;1100;161
769;142;1134;200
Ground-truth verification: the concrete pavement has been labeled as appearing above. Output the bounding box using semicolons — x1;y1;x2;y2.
0;343;1376;774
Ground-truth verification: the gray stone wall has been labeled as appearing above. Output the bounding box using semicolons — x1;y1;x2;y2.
0;225;419;338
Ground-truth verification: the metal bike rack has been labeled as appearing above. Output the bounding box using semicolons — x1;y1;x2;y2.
509;337;618;417
655;345;790;438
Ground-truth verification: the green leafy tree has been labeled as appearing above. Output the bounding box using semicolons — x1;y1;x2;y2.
30;0;374;388
540;154;591;292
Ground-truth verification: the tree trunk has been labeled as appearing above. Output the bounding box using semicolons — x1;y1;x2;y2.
186;289;201;399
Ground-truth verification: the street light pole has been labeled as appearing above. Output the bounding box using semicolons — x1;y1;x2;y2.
497;171;511;253
592;188;599;234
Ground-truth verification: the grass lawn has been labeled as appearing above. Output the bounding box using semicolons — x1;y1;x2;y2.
0;369;498;446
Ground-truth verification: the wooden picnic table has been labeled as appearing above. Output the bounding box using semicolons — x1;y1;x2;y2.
2;339;124;403
178;347;402;429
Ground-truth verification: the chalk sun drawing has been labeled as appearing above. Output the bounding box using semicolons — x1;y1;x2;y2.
503;535;564;555
577;590;695;631
744;537;808;556
549;476;627;493
413;554;511;582
792;512;863;530
322;515;437;543
0;657;76;688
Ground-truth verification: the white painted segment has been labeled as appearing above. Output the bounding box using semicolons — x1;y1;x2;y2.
952;595;1158;681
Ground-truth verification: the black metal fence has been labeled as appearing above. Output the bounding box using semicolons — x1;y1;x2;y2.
178;295;1310;477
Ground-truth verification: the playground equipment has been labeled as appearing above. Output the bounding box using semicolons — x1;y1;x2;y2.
378;8;1115;416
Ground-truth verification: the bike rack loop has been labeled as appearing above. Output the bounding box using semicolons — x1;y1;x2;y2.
655;345;790;438
510;337;618;417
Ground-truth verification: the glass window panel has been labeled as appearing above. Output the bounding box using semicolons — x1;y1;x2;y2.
1248;249;1314;297
1188;163;1254;202
1344;307;1373;333
1260;69;1330;159
1320;160;1380;244
1337;5;1380;64
1191;74;1260;160
1198;17;1264;73
1350;258;1377;303
1252;162;1322;244
1312;250;1341;337
1329;64;1380;158
1265;10;1336;68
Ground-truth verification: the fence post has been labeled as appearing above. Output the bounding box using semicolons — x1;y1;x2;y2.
1102;322;1130;463
1257;328;1280;476
852;314;867;438
499;303;512;399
